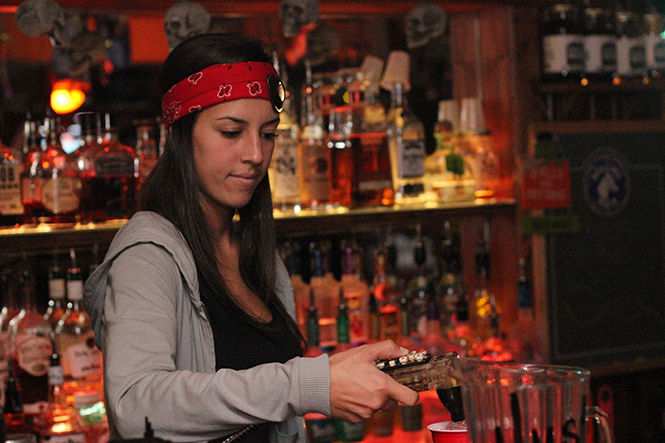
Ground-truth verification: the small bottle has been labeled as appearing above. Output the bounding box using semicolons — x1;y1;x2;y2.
386;82;426;204
541;3;586;81
0;138;24;228
44;251;67;330
8;255;52;417
55;248;102;397
299;60;332;211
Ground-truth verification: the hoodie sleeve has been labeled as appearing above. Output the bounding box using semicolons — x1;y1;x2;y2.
102;242;330;442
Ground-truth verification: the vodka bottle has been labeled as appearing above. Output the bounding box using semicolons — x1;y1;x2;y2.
55;249;102;396
8;257;52;416
386;82;426;204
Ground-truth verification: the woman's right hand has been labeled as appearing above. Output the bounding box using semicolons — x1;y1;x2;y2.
328;340;419;422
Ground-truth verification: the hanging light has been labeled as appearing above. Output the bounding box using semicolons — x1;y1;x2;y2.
50;79;89;114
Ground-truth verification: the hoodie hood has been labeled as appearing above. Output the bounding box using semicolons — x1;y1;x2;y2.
82;211;199;349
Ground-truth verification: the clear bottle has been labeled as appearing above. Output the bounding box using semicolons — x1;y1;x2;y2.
19;116;42;226
541;3;586;81
327;102;354;208
78;112;138;222
133;119;159;189
43;251;67;331
8;256;52;417
304;288;322;357
299;61;332;210
386;82;426;204
269;58;302;214
55;248;102;397
615;9;647;80
22;114;81;225
309;241;339;351
0;137;24;228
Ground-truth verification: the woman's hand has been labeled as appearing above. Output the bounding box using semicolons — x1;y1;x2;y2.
328;340;419;422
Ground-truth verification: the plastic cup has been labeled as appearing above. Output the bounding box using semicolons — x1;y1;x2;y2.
427;421;471;443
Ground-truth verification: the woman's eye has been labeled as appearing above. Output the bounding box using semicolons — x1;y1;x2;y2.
262;132;277;141
220;130;241;138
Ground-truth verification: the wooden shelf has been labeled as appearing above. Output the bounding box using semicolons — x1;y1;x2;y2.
0;199;515;254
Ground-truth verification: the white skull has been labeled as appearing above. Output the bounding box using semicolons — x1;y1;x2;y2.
279;0;318;38
406;1;447;49
164;1;211;51
15;0;63;37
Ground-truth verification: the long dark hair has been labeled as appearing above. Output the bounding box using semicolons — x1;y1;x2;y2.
140;33;303;349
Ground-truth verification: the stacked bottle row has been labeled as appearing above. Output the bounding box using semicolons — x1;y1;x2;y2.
283;223;544;363
268;52;502;214
0;111;161;228
541;2;665;82
0;248;106;442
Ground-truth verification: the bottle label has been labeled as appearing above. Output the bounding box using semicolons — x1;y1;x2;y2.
584;35;617;73
49;278;66;300
48;364;64;386
401;140;425;178
64;339;101;379
271;133;300;202
15;334;52;377
40;433;86;443
300;140;331;203
0;163;24;215
41;177;81;214
67;280;83;301
95;154;135;177
617;37;646;76
543;34;585;74
352;133;393;192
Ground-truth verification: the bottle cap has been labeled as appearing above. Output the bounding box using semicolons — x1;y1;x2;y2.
380;51;410;92
459;97;487;134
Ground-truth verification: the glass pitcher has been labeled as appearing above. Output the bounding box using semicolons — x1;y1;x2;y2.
451;358;613;443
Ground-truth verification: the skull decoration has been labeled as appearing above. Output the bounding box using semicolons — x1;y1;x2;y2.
15;0;63;37
279;0;319;38
51;13;83;49
164;1;211;51
405;1;447;49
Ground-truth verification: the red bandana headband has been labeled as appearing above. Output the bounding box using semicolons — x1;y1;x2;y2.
161;61;283;126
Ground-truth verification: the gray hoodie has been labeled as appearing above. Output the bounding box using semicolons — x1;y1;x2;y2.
83;211;330;442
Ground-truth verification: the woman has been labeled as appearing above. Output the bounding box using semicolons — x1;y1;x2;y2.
83;33;417;442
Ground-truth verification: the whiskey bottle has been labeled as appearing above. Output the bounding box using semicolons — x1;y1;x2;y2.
0;138;23;227
19;115;41;226
327;101;354;208
8;256;52;417
55;248;102;396
386;82;426;204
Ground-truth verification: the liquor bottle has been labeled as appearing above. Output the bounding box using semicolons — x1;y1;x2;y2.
507;257;545;363
281;241;309;335
34;345;85;442
55;248;102;396
8;256;52;416
331;287;366;442
133;119;159;189
644;10;665;79
269;56;302;213
22;114;81;225
73;111;101;224
327;100;354;208
408;229;429;338
299;60;332;210
304;289;322;357
479;299;513;362
309;241;338;351
425;100;475;203
420;292;450;356
582;5;618;82
78;112;138;222
386;82;426;204
4;366;29;434
19;115;41;226
339;240;369;346
437;221;461;331
541;3;586;82
471;221;493;340
615;9;647;80
350;70;394;208
447;290;480;358
367;292;380;343
44;251;67;330
0;137;24;227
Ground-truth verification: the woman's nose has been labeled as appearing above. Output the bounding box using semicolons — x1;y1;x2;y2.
242;133;264;164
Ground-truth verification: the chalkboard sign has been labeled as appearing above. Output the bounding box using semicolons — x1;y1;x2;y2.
538;125;665;369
